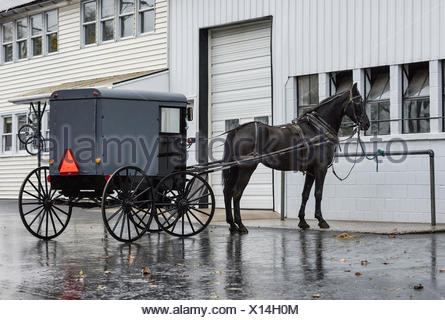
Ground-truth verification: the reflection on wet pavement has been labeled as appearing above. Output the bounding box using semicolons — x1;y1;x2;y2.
0;201;444;299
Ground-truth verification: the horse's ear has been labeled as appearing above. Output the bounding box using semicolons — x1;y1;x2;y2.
351;82;360;96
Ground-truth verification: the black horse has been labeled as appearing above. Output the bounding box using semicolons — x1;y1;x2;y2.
222;83;370;233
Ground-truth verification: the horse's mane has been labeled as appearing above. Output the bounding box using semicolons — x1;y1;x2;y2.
299;90;349;118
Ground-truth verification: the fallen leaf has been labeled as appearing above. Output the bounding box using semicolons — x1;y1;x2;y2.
79;270;84;276
129;254;135;266
216;270;223;275
335;233;358;239
340;258;347;263
176;263;184;267
183;274;190;278
361;260;369;266
355;272;362;276
344;270;351;272
104;270;111;274
300;254;305;258
413;284;424;290
383;262;389;265
148;279;156;284
439;269;445;273
312;293;321;298
97;285;106;290
388;234;397;238
142;267;151;275
355;240;360;243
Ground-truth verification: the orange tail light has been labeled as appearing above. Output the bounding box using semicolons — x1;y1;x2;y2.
59;149;79;176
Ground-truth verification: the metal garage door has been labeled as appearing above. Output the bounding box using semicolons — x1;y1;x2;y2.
209;19;273;209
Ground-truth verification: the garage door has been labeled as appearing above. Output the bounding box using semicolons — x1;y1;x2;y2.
209;19;273;209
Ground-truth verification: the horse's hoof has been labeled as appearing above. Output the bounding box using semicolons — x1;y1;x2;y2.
229;225;239;233
318;220;330;229
238;226;249;234
298;221;310;229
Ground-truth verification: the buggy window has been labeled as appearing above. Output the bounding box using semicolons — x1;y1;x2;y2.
160;107;181;133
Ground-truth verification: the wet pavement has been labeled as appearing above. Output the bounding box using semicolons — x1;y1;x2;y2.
0;200;444;300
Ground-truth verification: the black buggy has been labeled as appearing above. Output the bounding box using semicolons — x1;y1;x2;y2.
18;88;215;242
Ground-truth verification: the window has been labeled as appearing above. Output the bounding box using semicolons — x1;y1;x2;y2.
2;22;13;62
30;14;43;56
160;107;181;133
16;18;28;59
297;74;318;116
101;0;115;41
402;62;430;134
2;116;12;153
45;10;58;53
119;0;134;38
329;71;353;136
139;0;155;34
17;115;27;151
225;119;239;131
254;116;269;125
364;67;390;136
82;1;97;45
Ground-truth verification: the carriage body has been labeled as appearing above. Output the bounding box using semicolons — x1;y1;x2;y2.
48;88;188;196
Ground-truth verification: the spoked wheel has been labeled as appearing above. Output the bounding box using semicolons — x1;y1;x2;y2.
18;124;35;144
18;166;72;240
24;135;44;155
153;171;215;237
101;166;159;242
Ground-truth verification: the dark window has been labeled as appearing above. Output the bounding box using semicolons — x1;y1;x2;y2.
101;0;115;41
139;0;155;34
297;74;318;116
402;62;430;134
330;70;353;136
82;1;97;45
2;22;13;62
364;67;390;136
45;10;58;52
16;18;28;59
225;119;239;131
119;0;134;38
30;14;43;56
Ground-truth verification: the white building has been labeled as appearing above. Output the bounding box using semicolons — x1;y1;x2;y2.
168;0;445;224
1;0;444;225
0;0;168;198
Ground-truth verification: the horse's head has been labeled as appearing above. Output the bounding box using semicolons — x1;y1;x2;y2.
344;83;370;131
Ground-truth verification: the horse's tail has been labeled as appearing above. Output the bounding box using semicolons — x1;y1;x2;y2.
222;131;238;189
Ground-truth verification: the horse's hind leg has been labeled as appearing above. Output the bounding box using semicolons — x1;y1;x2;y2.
314;168;330;229
223;167;239;233
233;165;257;234
298;173;315;229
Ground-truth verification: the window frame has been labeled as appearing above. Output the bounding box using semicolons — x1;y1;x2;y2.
81;0;97;46
99;0;116;43
138;0;155;35
364;67;391;136
30;13;43;57
329;70;354;137
1;115;13;155
45;9;59;54
296;74;319;116
118;0;135;39
15;17;28;60
402;63;430;134
2;22;14;63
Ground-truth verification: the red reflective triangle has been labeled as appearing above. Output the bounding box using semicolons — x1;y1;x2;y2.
59;149;79;175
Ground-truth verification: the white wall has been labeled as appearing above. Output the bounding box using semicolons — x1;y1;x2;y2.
169;0;445;222
0;0;168;198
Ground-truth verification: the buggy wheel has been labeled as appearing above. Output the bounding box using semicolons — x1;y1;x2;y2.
24;135;44;155
101;166;158;242
153;171;215;237
18;166;72;240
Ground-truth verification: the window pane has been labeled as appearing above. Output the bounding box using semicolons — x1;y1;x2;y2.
378;102;390;135
84;24;96;44
333;71;352;94
101;0;115;18
17;40;27;59
102;20;114;41
405;66;429;97
368;72;390;101
16;18;28;39
298;76;310;106
46;10;58;32
309;74;319;104
338;116;354;137
140;9;154;33
2;135;12;152
83;2;96;23
120;15;134;37
30;14;43;36
139;0;155;10
3;44;13;62
47;33;58;52
17;115;27;151
120;0;134;14
403;99;430;133
161;107;181;133
225;119;239;131
3;117;12;133
2;22;13;42
32;37;42;56
254;116;269;125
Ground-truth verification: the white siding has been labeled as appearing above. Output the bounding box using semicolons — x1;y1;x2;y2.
169;0;445;223
0;0;168;198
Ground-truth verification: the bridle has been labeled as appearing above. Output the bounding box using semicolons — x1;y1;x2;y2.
345;88;367;131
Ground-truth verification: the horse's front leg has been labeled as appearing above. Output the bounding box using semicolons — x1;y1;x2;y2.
298;174;315;229
314;168;330;229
